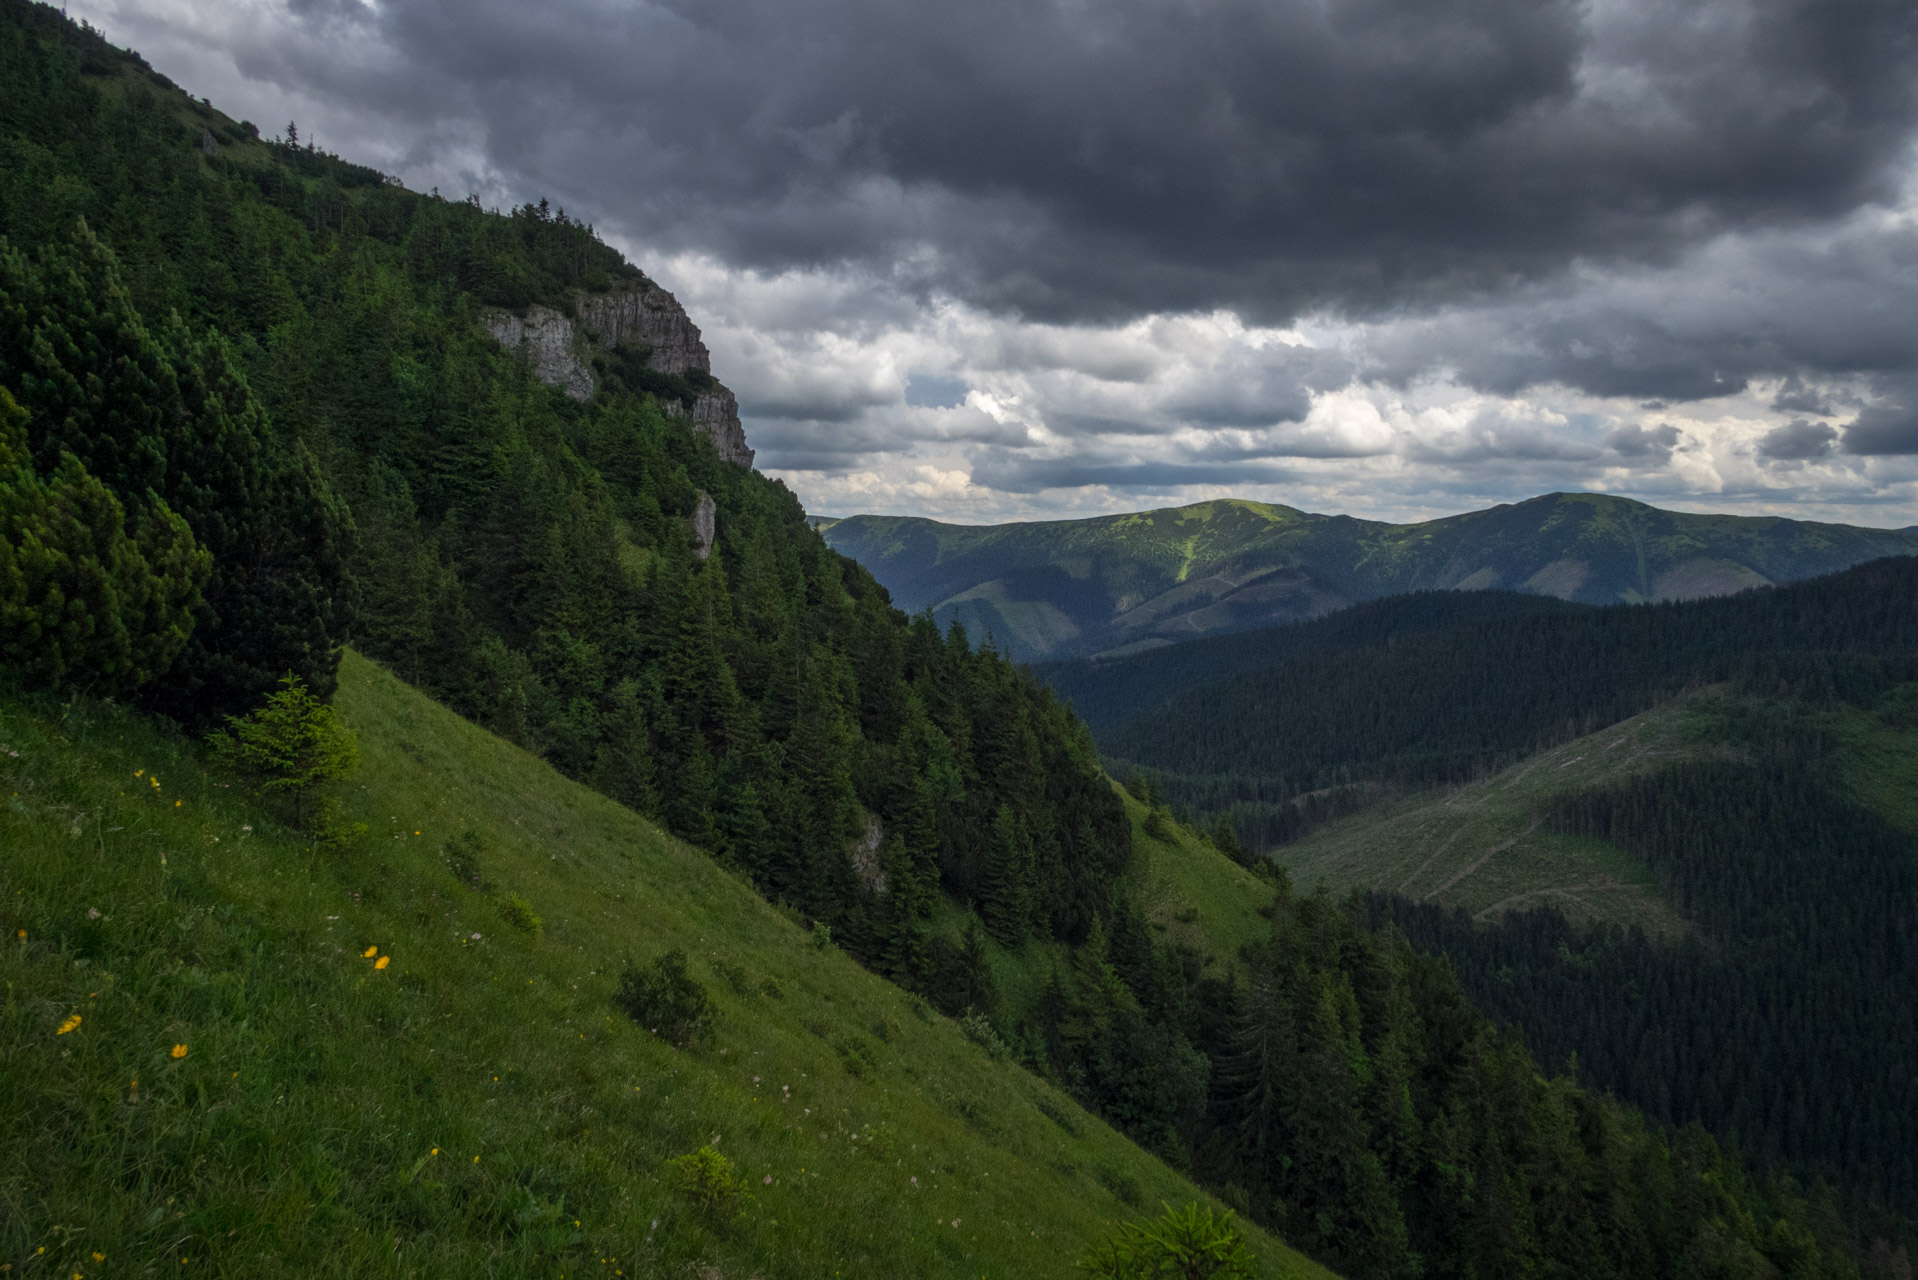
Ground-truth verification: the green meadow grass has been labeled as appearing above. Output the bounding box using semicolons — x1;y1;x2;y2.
1268;697;1711;937
0;651;1332;1279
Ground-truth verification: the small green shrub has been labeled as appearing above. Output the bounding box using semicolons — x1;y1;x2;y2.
208;674;358;833
666;1145;749;1224
442;831;489;890
497;892;542;936
614;950;713;1047
1035;1096;1079;1136
1097;1166;1144;1208
811;920;833;950
713;959;753;996
960;1009;1009;1060
1077;1202;1255;1279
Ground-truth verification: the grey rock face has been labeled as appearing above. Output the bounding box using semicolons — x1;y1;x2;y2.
199;128;219;157
483;284;753;466
574;284;710;375
482;305;593;401
671;388;755;468
691;491;717;561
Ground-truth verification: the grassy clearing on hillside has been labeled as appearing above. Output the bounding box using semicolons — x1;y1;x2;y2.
1271;697;1715;936
1118;792;1272;965
1;652;1329;1280
925;787;1277;1022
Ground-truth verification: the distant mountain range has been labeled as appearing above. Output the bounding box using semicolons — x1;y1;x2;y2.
817;492;1918;660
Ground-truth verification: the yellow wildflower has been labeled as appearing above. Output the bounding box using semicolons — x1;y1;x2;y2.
375;955;391;970
170;1043;188;1059
56;1014;82;1035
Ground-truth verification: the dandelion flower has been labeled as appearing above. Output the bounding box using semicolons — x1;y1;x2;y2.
174;800;181;808
56;1014;82;1035
363;945;378;958
93;1253;105;1262
135;769;144;777
171;1044;188;1058
16;929;26;939
375;955;390;970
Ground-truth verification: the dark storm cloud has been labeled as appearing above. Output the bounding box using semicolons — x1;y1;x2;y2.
1771;375;1836;416
1608;423;1683;462
1842;377;1918;455
252;0;1918;328
1361;213;1918;402
1759;418;1840;461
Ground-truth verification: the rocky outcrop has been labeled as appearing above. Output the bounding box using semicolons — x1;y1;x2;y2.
677;388;754;468
574;284;710;375
691;492;717;561
482;305;593;401
483;282;754;467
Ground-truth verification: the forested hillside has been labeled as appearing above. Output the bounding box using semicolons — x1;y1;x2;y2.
1050;559;1918;847
1372;678;1918;1227
0;0;1128;981
1062;559;1918;1246
0;3;1895;1276
822;494;1918;661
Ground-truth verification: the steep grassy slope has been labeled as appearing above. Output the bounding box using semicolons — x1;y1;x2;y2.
821;493;1918;660
0;651;1328;1280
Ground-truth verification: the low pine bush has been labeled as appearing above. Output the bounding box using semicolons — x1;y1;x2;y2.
614;950;713;1047
666;1145;750;1225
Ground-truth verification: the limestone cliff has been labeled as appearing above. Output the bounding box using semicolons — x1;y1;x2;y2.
483;282;755;467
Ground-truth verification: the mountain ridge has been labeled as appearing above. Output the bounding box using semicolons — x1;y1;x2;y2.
822;491;1918;660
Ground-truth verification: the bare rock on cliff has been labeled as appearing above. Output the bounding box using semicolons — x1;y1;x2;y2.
483;305;593;401
574;284;710;376
691;491;717;561
483;282;754;467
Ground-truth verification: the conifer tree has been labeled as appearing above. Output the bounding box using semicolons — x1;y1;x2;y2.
979;802;1035;946
0;224;351;723
0;386;206;691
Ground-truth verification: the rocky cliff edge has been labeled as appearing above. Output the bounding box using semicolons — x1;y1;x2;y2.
483;282;755;467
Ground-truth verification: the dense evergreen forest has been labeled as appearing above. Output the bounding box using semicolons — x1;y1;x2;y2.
0;4;1897;1275
1047;563;1918;847
993;867;1871;1279
1373;678;1918;1224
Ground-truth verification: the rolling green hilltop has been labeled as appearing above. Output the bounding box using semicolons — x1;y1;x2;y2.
819;494;1918;661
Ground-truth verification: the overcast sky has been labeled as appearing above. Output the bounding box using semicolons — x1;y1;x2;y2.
69;0;1918;526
